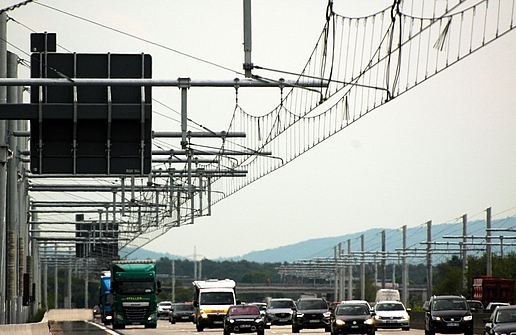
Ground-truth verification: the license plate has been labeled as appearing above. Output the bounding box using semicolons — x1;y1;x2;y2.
213;321;223;324
446;323;460;327
308;320;319;323
181;316;189;319
279;319;289;322
351;326;359;328
240;324;251;328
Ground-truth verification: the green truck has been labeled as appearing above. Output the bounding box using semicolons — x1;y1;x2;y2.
110;260;161;329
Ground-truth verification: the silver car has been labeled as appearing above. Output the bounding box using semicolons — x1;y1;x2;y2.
374;300;410;331
265;298;296;328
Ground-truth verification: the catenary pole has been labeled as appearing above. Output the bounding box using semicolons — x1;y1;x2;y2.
0;11;7;325
402;225;408;305
426;220;432;298
486;207;492;276
462;214;468;290
360;235;365;300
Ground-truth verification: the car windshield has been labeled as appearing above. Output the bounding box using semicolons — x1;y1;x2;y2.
269;300;295;309
376;303;405;311
229;305;260;315
200;292;234;305
336;305;369;315
297;300;328;310
432;299;467;311
159;302;172;307
495;310;516;323
175;304;194;311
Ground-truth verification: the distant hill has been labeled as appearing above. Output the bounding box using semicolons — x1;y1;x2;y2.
124;217;516;263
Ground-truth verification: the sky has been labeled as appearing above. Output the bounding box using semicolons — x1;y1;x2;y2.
5;0;516;260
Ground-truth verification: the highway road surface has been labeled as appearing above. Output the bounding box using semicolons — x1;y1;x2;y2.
64;319;429;335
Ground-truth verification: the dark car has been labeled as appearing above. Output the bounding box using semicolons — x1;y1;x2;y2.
223;304;265;335
92;305;101;318
292;297;331;333
424;295;474;335
168;303;195;324
331;302;375;335
466;300;484;312
483;305;516;335
265;298;296;328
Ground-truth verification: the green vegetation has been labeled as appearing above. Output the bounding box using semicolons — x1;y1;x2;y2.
41;252;516;309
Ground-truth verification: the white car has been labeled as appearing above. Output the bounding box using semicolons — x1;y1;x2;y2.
158;301;173;318
373;300;410;331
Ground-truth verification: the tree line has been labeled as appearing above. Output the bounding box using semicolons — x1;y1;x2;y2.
41;252;516;309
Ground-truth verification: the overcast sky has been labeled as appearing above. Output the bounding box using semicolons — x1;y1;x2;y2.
6;0;516;260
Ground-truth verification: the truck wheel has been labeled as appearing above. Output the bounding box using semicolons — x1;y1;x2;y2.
113;324;125;329
145;323;157;329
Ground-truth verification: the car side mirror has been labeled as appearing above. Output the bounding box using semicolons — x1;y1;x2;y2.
483;317;492;323
193;301;199;307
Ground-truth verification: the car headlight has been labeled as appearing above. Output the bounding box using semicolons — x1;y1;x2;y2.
230;319;235;323
200;310;208;318
255;318;263;323
432;316;442;321
335;319;345;326
148;313;157;320
463;315;473;321
374;315;380;320
494;332;508;335
116;314;124;321
323;312;331;318
296;313;304;317
364;318;374;325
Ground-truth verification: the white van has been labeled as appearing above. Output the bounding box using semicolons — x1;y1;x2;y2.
375;289;400;302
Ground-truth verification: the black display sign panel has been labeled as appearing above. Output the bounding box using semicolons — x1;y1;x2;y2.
30;53;152;175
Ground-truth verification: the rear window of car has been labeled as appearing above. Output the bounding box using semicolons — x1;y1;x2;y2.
298;300;328;310
432;299;467;311
376;302;405;311
336;305;369;315
269;300;295;309
229;305;260;315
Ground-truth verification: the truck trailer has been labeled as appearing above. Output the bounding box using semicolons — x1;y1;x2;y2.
473;276;514;307
110;260;161;329
193;279;239;331
100;271;113;325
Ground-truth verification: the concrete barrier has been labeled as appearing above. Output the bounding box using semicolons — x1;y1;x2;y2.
0;322;50;335
0;309;93;335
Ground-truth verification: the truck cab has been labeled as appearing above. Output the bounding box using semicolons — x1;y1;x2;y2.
110;260;161;329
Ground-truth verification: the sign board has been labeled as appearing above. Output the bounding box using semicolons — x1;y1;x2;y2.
30;52;152;175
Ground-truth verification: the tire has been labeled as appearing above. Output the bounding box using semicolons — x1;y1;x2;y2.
224;329;231;335
258;330;265;335
402;327;410;331
425;329;435;335
292;324;300;333
325;326;331;332
196;321;204;332
465;330;474;335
